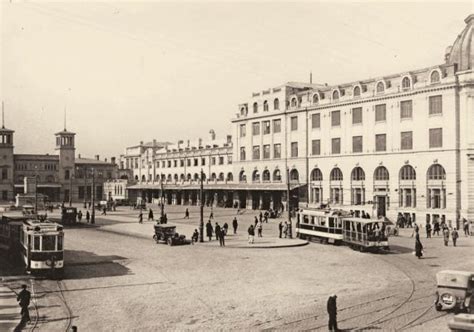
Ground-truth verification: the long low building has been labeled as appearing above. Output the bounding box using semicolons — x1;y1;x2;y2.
120;15;474;227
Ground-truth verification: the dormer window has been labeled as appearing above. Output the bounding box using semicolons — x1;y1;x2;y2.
353;86;361;97
430;70;441;84
312;94;319;104
253;102;258;113
332;90;339;101
376;82;385;94
402;77;411;90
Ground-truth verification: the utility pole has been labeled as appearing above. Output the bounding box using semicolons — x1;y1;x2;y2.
199;169;204;242
160;179;164;220
287;167;292;238
91;168;95;224
34;166;38;215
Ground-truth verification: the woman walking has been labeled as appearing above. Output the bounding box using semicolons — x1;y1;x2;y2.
415;231;423;259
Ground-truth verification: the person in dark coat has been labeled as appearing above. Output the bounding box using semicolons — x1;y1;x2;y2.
218;227;225;247
279;221;283;238
191;229;199;244
206;220;213;241
425;222;432;238
415;231;423;259
433;219;440;236
452;228;459;247
215;223;221;240
223;222;229;236
327;295;338;331
259;212;263;223
232;217;238;234
254;216;258;227
138;211;143;224
163;214;168;224
77;210;83;222
86;211;90;223
17;284;31;323
148;209;154;221
184;208;189;219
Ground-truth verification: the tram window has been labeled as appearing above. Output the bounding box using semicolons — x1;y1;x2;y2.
33;236;40;250
357;223;362;233
337;219;342;228
329;218;335;228
303;215;309;224
310;216;315;225
320;217;326;226
42;235;56;251
57;235;63;251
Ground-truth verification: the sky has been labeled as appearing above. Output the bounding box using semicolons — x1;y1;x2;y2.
1;1;472;159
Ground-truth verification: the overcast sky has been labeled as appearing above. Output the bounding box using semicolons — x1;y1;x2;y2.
1;1;472;159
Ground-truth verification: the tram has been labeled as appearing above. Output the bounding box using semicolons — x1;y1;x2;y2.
0;213;65;277
296;208;390;252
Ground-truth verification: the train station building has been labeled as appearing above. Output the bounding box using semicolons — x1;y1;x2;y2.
121;14;474;226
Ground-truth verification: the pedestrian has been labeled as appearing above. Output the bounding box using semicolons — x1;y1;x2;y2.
433;219;440;236
279;221;283;238
88;201;91;209
411;222;419;237
138;211;143;224
101;206;106;215
452;228;459;247
415;231;423;259
327;295;338;332
148;208;154;221
259;212;263;223
184;208;189;219
218;227;225;247
223;222;229;236
163;213;168;224
17;284;31;323
425;222;432;238
254;216;258;227
283;221;289;238
443;227;450;246
264;211;269;223
210;208;214;220
232;217;238;234
257;221;263;237
86;211;90;223
463;218;470;236
248;225;255;244
191;229;199;244
215;222;221;240
77;210;82;222
206;220;213;241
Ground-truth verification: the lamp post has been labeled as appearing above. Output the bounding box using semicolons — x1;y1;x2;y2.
199;169;204;242
69;173;74;207
160;179;165;221
34;165;39;214
286;167;292;239
91;168;95;224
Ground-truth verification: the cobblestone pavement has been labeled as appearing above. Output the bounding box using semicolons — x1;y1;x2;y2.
2;205;473;331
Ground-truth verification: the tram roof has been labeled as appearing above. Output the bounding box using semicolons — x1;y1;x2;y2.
343;217;386;224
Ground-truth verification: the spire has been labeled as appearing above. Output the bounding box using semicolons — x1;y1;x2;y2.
64;106;67;131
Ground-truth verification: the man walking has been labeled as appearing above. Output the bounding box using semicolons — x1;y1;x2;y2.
138;210;143;224
443;227;450;246
215;223;221;241
425;222;432;238
218;227;225;247
206;220;213;241
256;221;263;237
184;208;189;219
463;218;470;236
248;224;255;244
17;284;31;323
232;217;238;234
327;295;338;332
283;221;289;238
452;228;459;247
148;208;154;221
278;221;283;238
86;210;90;223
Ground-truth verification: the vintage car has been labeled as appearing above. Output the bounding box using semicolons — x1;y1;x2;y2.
435;270;474;313
61;207;78;224
448;313;474;331
153;224;190;246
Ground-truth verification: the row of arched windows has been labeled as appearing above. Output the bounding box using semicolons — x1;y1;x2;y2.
310;164;446;182
249;99;280;114
138;172;234;183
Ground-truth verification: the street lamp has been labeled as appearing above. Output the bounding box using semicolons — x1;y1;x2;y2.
69;171;75;207
286;167;292;239
199;168;204;242
91;168;95;224
34;165;39;215
160;179;165;221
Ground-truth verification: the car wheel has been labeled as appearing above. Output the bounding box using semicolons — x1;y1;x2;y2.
435;303;442;311
167;238;173;246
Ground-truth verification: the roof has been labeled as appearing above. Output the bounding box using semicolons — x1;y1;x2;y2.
75;158;112;166
14;154;59;161
285;82;326;89
446;14;474;71
0;127;14;133
343;217;385;224
55;129;76;136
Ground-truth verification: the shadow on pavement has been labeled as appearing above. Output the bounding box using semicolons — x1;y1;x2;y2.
63;250;131;280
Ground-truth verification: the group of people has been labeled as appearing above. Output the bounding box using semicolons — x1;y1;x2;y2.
206;221;227;246
138;208;167;224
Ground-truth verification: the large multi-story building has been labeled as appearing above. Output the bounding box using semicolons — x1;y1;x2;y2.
122;14;474;226
0;123;118;204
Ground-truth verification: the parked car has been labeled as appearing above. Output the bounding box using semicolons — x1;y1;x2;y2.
153;224;190;246
435;270;474;313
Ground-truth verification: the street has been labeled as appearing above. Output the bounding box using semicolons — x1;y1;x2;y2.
2;205;474;331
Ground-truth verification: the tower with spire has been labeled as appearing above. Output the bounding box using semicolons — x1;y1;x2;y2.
55;110;76;201
0;101;15;201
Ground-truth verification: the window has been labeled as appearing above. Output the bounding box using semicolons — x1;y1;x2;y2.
375;134;386;152
429;128;443;148
263;145;270;159
252;170;260;182
228;156;232;164
273;169;281;181
375;104;386;122
274;144;281;159
174;160;177;167
227;172;233;182
2;190;7;200
311;168;323;181
352;107;362;124
57;235;63;251
331;110;341;126
330;168;343;181
291;97;297;107
353;86;361;97
332;138;341;154
253;102;258;113
429;95;442;115
263;121;271;134
427;164;446;180
64;169;70;180
274;98;280;110
262;170;270;182
252;146;260;160
240;106;247;116
312;139;321;155
352;136;363;153
332;90;339;100
193;159;198;166
311;113;320;129
351;167;365;181
402;77;411;90
290;169;299;182
180;160;184;167
312;94;319;103
330;188;342;204
431;70;440;84
374;166;389;180
186;159;191;166
202;158;206;166
428;189;445;209
240;124;246;137
33;236;40;250
1;168;7;180
376;82;385;93
400;165;416;180
168;160;172;167
240;147;246;161
401;131;413;150
219;156;224;165
273;119;281;133
263;100;269;111
291;142;298;157
291;116;298;131
252;122;260;135
400;100;412;119
162;161;166;168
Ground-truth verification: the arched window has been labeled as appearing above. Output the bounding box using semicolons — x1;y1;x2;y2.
240;107;247;116
252;170;260;182
273;169;281;181
351;167;365;181
253;102;258;113
353;86;361;97
332;90;339;100
400;165;416;180
211;173;217;181
201;173;206;181
239;170;246;182
330;168;343;181
194;173;199;181
187;173;192;181
376;82;385;93
402;77;411;90
218;172;224;181
273;98;280;110
291;97;297;107
263;100;269;111
135;175;139;181
262;170;270;182
64;169;70;180
167;174;172;181
311;168;323;181
374;166;389;181
312;94;319;104
290;169;299;182
226;172;233;182
427;164;446;180
431;70;440;84
174;174;178;181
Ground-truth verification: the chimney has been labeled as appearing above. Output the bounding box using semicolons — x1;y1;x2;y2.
209;129;216;141
226;135;232;144
95;155;100;161
140;141;144;145
111;157;116;164
198;138;203;147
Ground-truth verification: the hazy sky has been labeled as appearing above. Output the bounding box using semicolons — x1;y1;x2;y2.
1;1;472;159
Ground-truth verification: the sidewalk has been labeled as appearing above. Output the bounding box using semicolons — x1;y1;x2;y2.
0;286;20;332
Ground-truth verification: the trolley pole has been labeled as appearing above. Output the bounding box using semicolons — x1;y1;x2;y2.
199;169;204;242
91;168;95;224
287;167;292;239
